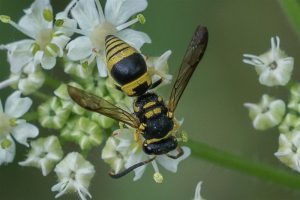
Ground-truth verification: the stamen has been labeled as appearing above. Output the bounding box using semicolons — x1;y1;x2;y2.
43;9;53;22
0;15;35;39
1;138;12;149
0;77;19;89
137;14;146;24
9;118;17;127
64;0;78;14
180;131;188;142
116;14;146;31
153;172;163;183
151;160;159;173
0;15;10;23
55;19;64;27
151;160;163;183
94;0;105;22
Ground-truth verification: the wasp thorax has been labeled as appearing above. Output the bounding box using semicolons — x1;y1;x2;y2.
90;22;117;51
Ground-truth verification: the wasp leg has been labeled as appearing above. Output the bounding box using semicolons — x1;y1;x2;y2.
149;78;163;90
109;156;156;179
115;85;122;91
166;146;184;159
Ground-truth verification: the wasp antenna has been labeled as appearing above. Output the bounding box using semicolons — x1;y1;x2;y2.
109;156;156;179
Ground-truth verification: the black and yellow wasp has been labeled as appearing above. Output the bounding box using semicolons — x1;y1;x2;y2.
67;26;208;178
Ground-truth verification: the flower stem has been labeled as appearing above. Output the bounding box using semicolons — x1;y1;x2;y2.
31;91;50;101
187;139;300;189
278;0;300;40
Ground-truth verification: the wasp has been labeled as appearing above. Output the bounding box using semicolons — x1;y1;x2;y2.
67;25;208;178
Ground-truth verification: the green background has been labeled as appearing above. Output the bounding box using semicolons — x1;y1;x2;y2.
0;0;300;199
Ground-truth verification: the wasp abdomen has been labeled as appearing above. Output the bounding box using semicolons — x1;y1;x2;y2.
105;35;151;96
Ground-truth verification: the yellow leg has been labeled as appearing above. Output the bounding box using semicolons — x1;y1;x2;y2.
134;130;144;146
171;118;181;137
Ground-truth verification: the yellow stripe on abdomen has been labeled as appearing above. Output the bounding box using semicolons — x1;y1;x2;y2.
105;35;138;71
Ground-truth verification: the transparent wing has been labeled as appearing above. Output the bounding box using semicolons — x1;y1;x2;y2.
168;26;208;113
68;85;140;128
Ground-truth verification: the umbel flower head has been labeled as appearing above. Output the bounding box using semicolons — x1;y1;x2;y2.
0;0;72;72
102;128;191;182
65;0;151;77
243;36;294;87
244;94;285;130
0;91;39;165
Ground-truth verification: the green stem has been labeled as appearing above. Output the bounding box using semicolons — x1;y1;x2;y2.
187;139;300;189
31;91;49;101
278;0;300;39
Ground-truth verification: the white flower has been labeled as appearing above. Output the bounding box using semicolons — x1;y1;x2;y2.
145;50;173;86
65;0;151;77
0;63;45;94
275;132;300;172
19;136;63;176
193;181;206;200
243;36;294;87
0;0;72;72
51;152;95;200
102;128;191;182
244;94;285;130
0;91;39;164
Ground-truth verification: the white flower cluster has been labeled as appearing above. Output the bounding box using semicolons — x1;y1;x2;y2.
0;0;188;200
242;37;300;174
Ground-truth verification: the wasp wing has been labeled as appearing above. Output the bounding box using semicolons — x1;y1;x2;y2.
168;26;208;113
67;85;140;128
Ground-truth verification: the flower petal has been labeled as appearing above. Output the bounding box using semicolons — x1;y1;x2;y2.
40;54;56;70
117;29;151;50
51;34;70;57
156;146;191;172
105;0;147;26
18;0;53;38
0;135;16;165
5;40;35;73
96;54;108;77
66;36;93;61
11;122;39;146
5;91;32;118
71;0;101;31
